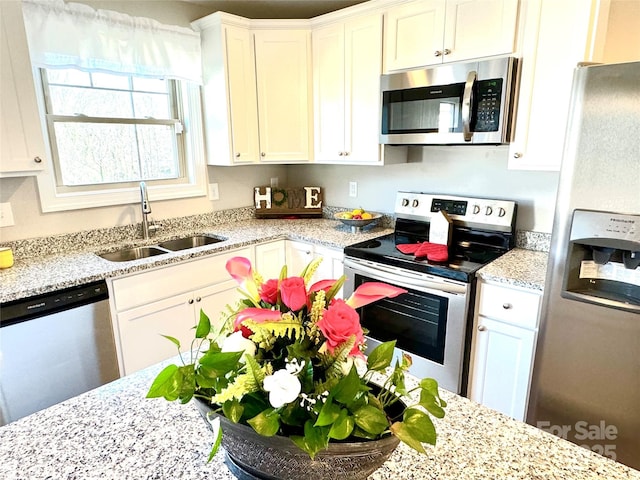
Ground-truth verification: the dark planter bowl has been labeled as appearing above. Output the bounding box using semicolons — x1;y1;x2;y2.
194;394;403;480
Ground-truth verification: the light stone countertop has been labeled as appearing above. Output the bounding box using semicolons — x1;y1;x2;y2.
477;248;550;291
0;356;638;480
0;216;392;304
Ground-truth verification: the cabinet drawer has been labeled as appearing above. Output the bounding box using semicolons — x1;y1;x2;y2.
477;282;541;329
110;248;251;312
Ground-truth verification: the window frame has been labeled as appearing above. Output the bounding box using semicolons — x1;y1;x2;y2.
34;68;207;213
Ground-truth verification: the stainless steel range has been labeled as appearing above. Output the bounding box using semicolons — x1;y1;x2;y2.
343;192;517;394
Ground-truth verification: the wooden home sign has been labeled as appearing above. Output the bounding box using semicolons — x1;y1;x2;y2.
254;186;323;218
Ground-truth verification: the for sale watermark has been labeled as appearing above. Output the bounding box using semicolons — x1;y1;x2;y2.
537;420;618;460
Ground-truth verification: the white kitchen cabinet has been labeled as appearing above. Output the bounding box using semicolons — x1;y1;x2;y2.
254;240;287;279
313;13;391;165
0;1;46;177
108;247;252;375
384;0;518;72
193;13;312;165
508;0;632;171
468;280;542;421
286;240;344;296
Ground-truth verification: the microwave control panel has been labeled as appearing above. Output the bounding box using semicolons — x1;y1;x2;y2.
473;78;503;132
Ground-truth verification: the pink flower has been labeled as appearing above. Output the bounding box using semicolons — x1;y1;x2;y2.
280;277;307;311
346;282;407;309
317;299;364;357
226;257;253;284
234;307;282;329
309;279;337;294
259;278;279;305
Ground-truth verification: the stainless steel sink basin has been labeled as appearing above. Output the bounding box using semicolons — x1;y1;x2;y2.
157;235;225;251
99;246;169;262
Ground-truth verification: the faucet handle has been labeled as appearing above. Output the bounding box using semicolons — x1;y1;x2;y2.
148;220;162;235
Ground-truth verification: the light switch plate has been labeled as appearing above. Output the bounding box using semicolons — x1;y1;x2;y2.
208;183;219;201
349;181;358;198
0;202;15;227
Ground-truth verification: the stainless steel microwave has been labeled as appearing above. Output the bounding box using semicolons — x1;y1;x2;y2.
380;56;520;145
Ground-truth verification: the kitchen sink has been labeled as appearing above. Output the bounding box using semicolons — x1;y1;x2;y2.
99;246;169;262
157;234;225;251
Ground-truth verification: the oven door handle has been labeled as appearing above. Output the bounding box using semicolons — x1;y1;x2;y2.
343;258;467;296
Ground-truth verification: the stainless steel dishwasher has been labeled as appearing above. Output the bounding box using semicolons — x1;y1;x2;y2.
0;280;120;426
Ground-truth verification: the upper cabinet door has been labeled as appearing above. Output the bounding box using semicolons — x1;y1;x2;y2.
253;29;312;163
312;23;346;162
225;25;260;163
384;0;518;72
444;0;519;63
384;0;446;71
344;13;384;163
0;2;46;177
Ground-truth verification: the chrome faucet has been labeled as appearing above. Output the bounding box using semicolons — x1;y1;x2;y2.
139;181;153;240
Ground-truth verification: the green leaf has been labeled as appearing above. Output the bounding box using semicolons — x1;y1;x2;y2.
419;378;440;398
325;275;346;303
222;399;244;423
146;364;183;400
333;366;362;405
247;409;281;437
367;340;396;371
160;335;181;349
290;420;330;459
402;408;436;445
195;309;211;338
206;415;223;462
328;409;354;440
390;421;426;454
198;350;243;376
353;405;389;435
419;390;446;419
314;398;341;427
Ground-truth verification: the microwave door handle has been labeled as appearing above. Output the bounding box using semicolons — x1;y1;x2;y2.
462;70;477;142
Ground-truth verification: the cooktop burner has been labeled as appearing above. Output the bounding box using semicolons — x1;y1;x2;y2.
343;192;517;283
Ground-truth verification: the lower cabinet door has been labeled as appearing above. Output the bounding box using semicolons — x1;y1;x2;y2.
115;292;195;375
195;279;242;331
470;316;537;421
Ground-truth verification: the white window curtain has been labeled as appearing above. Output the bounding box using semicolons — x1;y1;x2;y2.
21;0;202;83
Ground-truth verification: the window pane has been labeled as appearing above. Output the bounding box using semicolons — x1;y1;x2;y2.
132;77;168;93
91;72;130;90
132;92;171;118
53;122;179;185
46;69;91;87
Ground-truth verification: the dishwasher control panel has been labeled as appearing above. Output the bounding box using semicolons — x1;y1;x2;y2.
0;281;108;326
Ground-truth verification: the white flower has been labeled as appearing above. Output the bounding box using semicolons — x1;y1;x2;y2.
263;369;301;408
221;331;256;362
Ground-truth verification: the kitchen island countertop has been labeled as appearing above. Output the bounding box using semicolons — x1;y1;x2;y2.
0;357;638;480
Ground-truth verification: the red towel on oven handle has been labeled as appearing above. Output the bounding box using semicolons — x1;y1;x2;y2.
396;242;449;262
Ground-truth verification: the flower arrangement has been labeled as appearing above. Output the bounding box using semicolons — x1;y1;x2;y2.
147;256;446;460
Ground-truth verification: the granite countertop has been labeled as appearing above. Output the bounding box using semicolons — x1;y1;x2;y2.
477;248;549;291
0;358;637;480
0;216;393;304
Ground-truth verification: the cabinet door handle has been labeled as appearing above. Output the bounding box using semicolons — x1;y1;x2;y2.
196;297;201;302
261;152;266;157
235;152;240;158
434;50;443;57
502;303;513;310
34;156;43;163
188;298;194;304
443;48;451;55
478;325;487;332
513;152;523;159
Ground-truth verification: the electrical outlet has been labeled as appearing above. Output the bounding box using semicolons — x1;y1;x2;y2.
208;183;219;201
270;177;279;188
349;181;358;198
0;202;15;227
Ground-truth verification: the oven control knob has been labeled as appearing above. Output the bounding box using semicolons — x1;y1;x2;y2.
485;206;493;216
402;198;409;207
472;204;481;214
412;199;419;208
498;207;506;217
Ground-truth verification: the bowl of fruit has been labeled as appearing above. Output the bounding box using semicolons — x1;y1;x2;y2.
334;208;382;233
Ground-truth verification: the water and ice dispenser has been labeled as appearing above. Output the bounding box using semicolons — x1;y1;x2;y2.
562;209;640;312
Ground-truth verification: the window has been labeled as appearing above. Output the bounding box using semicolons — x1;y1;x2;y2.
42;68;186;190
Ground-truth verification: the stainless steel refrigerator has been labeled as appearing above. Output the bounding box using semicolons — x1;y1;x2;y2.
527;61;640;470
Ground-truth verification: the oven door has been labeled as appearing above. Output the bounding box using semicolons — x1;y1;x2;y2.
343;257;471;393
